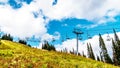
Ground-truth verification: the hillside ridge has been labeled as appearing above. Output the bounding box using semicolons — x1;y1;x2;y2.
0;40;119;68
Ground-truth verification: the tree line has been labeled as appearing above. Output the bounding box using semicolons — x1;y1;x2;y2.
0;34;56;51
0;34;31;47
86;29;120;66
1;29;120;66
60;29;120;66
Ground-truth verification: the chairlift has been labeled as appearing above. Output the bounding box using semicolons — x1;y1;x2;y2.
79;35;82;40
106;32;111;41
66;33;70;40
79;37;82;40
62;39;64;42
61;36;65;42
66;37;70;39
87;31;92;39
88;36;92;39
52;38;55;42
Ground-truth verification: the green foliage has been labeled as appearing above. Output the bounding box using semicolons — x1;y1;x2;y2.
96;55;100;61
0;40;118;68
100;51;104;62
18;39;27;45
1;34;13;41
112;39;119;65
42;41;56;51
82;51;86;58
99;34;113;64
87;43;95;60
27;44;31;47
112;29;120;65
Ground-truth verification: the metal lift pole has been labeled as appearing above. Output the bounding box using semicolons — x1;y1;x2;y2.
73;28;83;56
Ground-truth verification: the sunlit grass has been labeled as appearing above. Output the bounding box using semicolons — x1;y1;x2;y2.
0;40;119;68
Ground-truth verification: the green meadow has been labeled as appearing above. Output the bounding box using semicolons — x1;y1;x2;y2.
0;40;119;68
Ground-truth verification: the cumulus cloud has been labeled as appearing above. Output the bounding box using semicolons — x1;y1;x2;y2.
12;0;119;29
56;32;120;58
0;0;57;41
42;0;120;26
0;0;63;43
0;0;7;2
0;4;47;38
41;31;60;42
0;0;120;38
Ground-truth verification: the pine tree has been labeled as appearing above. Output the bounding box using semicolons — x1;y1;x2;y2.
82;51;86;57
42;41;56;51
113;29;120;43
96;55;100;61
113;29;120;65
89;43;95;60
1;34;13;41
100;51;104;62
112;39;119;65
87;43;90;58
99;34;113;64
87;43;95;60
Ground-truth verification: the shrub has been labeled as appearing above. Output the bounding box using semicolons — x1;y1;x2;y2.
19;40;27;45
42;41;56;51
1;34;13;41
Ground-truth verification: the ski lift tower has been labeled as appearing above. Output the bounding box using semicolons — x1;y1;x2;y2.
73;28;84;56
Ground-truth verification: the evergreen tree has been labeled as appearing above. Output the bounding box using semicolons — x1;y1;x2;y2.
82;51;86;57
100;51;104;62
1;34;13;41
113;29;120;65
113;29;120;43
96;55;100;61
87;43;95;60
19;39;27;45
70;48;75;54
99;34;113;64
112;39;119;65
89;43;95;60
87;43;90;58
42;41;56;51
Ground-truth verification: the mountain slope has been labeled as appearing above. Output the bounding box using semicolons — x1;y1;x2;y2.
0;40;119;68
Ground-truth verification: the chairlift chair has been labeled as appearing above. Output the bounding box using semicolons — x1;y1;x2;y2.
106;32;111;41
66;33;70;40
66;37;70;39
52;38;55;42
87;34;92;39
79;35;82;40
88;36;92;39
87;31;92;39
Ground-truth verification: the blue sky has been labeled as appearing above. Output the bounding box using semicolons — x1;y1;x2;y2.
0;0;120;42
0;0;120;56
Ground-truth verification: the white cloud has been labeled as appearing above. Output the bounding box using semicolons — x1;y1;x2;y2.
41;31;60;42
0;0;120;49
0;0;62;42
0;0;7;2
21;0;105;21
0;4;47;38
0;0;120;38
53;31;60;40
40;0;120;26
16;0;120;28
56;32;120;59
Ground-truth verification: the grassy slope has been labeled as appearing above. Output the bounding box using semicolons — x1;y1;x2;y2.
0;40;119;68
